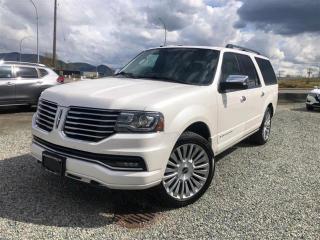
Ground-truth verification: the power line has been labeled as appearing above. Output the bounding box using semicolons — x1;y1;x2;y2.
278;70;284;78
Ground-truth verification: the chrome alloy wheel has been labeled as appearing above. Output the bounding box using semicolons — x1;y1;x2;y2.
162;144;211;200
263;111;271;141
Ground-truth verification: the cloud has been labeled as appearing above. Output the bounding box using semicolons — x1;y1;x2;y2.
0;0;241;67
145;0;200;31
178;0;242;46
236;0;320;35
0;0;319;77
235;31;320;76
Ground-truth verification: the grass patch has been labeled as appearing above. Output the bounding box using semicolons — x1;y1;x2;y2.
279;78;320;89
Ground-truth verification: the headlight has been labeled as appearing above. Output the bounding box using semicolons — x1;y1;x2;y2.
115;111;164;133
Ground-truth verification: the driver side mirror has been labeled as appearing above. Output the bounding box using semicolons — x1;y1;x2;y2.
220;75;249;92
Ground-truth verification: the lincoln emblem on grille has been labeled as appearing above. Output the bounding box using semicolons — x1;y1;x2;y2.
55;109;63;128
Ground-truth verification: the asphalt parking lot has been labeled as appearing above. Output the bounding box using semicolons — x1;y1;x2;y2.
0;104;319;240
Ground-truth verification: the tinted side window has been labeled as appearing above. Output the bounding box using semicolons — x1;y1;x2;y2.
0;66;13;79
236;54;260;88
39;68;49;77
221;52;241;82
16;67;38;78
255;58;277;85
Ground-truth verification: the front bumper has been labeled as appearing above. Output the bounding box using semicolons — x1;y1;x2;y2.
31;114;179;190
306;102;320;108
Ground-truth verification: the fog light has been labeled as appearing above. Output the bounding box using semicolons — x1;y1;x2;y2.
115;161;140;168
104;156;147;171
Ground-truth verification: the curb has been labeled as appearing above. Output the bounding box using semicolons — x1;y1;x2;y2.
278;93;307;103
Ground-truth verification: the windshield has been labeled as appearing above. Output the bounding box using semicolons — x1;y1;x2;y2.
118;48;220;85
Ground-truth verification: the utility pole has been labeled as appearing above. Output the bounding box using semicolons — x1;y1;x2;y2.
52;0;57;67
278;70;284;79
307;68;313;78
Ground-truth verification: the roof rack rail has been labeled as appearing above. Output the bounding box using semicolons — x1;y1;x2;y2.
1;61;46;67
225;44;261;55
159;44;184;47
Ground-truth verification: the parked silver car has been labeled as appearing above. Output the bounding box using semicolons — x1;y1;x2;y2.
0;61;63;108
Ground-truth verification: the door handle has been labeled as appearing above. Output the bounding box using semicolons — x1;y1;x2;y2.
261;91;265;97
36;80;43;84
240;96;246;102
6;82;14;86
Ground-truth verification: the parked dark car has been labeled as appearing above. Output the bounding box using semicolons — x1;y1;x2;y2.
306;87;320;110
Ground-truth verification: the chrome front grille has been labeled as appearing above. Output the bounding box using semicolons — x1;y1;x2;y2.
63;107;120;142
36;100;58;132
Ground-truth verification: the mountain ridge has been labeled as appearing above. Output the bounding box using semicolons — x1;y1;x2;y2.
0;52;114;76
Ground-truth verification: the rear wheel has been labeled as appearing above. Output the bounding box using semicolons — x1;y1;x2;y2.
158;132;215;207
250;108;272;145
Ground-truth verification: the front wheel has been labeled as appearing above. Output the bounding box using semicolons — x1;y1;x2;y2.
158;132;215;207
306;104;313;111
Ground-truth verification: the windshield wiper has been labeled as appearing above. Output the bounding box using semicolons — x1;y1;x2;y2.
114;71;138;78
135;75;192;85
115;72;194;85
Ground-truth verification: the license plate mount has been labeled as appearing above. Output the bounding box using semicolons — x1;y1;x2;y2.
42;151;66;177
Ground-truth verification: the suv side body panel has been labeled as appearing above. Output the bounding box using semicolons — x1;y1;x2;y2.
241;55;265;134
216;52;258;151
215;51;278;153
254;57;278;115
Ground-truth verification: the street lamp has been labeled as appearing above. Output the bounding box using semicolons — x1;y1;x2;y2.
19;36;32;62
158;18;167;46
29;0;39;63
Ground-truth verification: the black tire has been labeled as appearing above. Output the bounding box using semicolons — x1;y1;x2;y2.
157;131;215;208
250;108;272;145
306;104;313;111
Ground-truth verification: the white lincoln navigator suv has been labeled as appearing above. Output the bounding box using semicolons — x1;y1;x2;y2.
31;45;278;207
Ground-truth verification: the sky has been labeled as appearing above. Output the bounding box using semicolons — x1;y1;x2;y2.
0;0;319;76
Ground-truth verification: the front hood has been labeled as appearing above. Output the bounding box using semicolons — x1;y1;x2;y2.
41;77;197;110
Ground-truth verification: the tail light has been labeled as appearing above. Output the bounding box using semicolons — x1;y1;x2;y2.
57;76;64;83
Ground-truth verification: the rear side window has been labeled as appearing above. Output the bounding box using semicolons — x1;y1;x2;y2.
0;66;13;78
236;54;260;88
221;52;241;82
16;67;38;78
39;68;49;77
255;58;277;85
